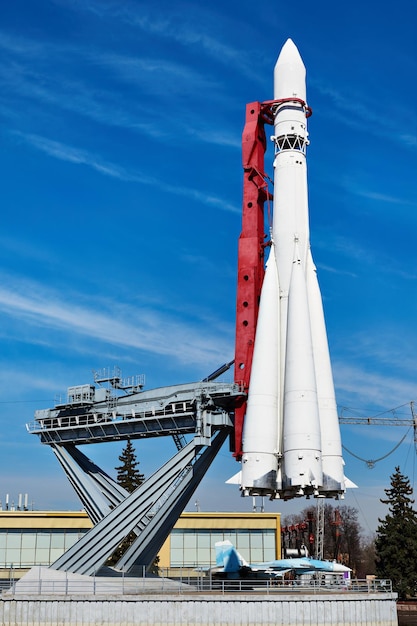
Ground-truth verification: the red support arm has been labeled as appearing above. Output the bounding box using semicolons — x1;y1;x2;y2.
233;102;274;459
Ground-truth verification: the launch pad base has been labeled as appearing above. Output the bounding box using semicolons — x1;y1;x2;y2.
2;567;398;626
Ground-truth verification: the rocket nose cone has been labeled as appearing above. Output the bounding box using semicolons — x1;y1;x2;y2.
274;39;306;101
275;39;304;67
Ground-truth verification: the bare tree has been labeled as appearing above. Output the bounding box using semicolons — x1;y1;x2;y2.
282;503;363;574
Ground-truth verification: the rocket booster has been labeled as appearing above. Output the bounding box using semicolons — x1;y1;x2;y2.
241;39;346;500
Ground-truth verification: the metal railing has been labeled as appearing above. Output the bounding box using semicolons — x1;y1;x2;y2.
1;575;393;597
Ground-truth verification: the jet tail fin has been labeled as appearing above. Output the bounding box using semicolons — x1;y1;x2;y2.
215;540;248;573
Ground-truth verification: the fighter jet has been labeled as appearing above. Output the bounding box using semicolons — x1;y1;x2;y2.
212;540;351;580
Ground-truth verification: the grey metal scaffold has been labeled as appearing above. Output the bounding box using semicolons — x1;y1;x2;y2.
27;368;242;577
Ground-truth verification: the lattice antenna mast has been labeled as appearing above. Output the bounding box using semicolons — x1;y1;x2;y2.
315;498;325;560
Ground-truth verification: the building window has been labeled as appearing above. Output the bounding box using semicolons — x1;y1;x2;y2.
169;528;276;568
0;528;88;569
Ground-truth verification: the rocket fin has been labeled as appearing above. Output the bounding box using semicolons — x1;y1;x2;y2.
344;476;358;489
225;471;241;485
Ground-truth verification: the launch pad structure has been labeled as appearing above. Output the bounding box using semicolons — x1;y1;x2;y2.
27;373;241;575
27;40;347;577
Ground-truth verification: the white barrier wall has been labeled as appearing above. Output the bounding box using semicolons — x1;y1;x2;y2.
0;594;398;626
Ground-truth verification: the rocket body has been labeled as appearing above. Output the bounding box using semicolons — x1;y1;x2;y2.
241;39;346;499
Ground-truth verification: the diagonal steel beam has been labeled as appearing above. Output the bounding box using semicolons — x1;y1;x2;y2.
51;443;117;524
117;429;229;571
50;438;199;574
62;444;128;505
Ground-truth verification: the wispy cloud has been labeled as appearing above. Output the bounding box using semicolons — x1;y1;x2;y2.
0;235;57;266
399;133;417;148
315;233;417;280
355;190;415;205
0;273;234;367
0;31;45;56
16;133;128;177
339;177;417;208
52;0;265;83
0;30;239;148
316;262;357;278
14;132;240;213
342;330;417;377
0;54;182;142
187;127;241;149
316;235;375;266
314;81;417;150
96;52;220;96
334;361;416;410
0;369;65;399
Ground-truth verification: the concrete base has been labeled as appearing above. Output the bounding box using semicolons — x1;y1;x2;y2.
0;567;398;626
7;566;191;595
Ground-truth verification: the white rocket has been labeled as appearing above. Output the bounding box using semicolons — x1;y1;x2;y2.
241;39;346;500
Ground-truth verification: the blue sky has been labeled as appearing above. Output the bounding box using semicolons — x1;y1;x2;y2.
0;0;416;538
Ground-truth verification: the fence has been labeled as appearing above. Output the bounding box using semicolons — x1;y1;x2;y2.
0;575;393;597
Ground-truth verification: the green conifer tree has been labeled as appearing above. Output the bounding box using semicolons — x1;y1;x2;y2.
110;440;160;574
107;440;145;567
115;439;144;493
375;466;417;599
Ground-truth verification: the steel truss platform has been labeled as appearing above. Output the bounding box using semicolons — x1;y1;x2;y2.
27;380;242;576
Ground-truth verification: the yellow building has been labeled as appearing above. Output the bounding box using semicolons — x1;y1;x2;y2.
159;511;281;578
0;510;280;578
0;511;92;578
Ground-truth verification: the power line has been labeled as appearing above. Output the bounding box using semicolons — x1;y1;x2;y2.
342;429;410;469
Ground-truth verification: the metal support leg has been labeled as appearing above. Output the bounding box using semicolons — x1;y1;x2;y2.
51;444;128;523
50;429;229;575
117;428;228;570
